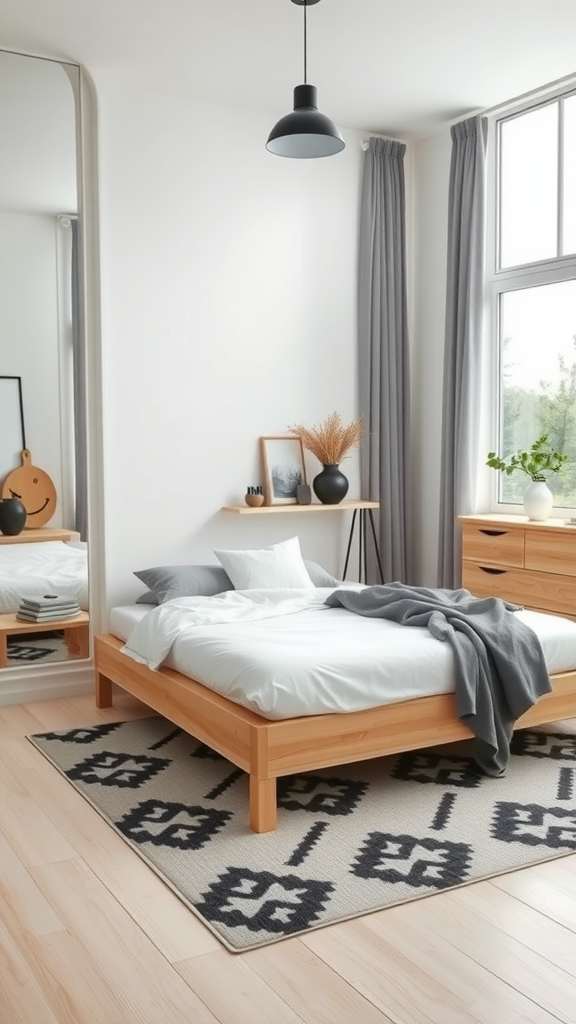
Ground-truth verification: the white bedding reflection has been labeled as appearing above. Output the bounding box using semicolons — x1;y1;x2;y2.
0;541;88;613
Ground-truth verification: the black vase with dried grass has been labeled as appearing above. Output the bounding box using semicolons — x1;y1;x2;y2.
288;412;363;505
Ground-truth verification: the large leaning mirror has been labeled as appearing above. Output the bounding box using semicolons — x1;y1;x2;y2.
0;49;88;670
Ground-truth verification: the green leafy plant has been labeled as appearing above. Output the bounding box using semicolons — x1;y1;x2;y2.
486;434;568;482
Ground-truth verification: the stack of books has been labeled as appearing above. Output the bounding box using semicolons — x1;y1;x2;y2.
16;594;81;623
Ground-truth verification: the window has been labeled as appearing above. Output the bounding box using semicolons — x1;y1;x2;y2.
488;86;576;512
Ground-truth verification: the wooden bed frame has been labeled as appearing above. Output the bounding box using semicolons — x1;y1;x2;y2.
95;632;576;833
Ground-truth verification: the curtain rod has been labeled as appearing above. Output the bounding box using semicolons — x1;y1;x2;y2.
360;132;405;150
449;69;576;127
361;69;576;148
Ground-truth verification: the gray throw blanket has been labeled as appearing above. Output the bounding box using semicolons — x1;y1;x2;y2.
325;583;552;776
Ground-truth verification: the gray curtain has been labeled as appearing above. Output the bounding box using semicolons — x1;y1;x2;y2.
358;137;411;583
71;218;88;541
437;115;488;587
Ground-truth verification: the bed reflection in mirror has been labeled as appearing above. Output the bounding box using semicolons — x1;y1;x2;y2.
0;50;88;669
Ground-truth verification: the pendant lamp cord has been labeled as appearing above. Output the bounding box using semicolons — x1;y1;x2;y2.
303;0;307;84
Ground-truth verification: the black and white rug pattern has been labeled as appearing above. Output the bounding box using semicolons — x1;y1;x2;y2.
27;716;576;952
7;631;68;666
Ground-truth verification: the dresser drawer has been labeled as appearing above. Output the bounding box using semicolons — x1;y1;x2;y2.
462;562;576;615
525;528;576;576
461;524;525;568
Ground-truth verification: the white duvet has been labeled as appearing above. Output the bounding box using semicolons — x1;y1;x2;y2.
120;588;576;721
0;541;89;613
122;588;333;669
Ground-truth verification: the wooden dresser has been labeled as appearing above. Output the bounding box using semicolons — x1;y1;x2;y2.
459;514;576;621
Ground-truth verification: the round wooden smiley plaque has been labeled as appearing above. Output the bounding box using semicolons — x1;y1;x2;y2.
1;449;57;528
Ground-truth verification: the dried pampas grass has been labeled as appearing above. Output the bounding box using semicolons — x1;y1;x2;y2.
288;412;363;466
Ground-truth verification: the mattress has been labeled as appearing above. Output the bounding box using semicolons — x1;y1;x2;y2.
0;541;89;613
109;601;576;721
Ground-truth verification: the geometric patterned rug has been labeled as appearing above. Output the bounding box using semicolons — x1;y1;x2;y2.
27;715;576;952
7;630;68;666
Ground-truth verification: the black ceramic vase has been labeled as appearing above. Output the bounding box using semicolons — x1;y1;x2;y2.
312;464;349;505
0;497;27;536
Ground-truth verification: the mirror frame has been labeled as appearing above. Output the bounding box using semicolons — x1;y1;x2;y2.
0;50;102;693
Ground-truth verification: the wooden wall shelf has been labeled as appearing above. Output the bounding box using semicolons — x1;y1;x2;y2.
221;500;379;515
0;527;80;545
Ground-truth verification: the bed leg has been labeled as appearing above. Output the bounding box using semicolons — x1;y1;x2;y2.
249;776;277;833
95;671;113;708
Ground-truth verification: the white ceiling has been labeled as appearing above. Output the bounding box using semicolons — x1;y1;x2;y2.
1;0;576;139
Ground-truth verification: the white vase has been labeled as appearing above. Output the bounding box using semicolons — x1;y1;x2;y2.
523;481;553;521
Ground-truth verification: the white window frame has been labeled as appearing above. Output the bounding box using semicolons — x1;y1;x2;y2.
484;80;576;518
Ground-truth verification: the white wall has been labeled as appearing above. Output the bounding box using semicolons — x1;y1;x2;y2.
410;129;452;586
0;47;456;627
93;82;365;612
0;49;456;701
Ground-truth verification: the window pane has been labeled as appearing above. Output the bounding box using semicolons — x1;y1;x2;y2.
500;104;558;268
563;95;576;256
499;280;576;507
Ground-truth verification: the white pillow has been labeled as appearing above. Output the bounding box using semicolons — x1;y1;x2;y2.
214;536;314;590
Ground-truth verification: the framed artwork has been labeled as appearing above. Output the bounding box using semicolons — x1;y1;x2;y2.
0;376;25;487
260;435;306;505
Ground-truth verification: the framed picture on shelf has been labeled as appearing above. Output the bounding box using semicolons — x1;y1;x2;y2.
0;376;25;487
260;435;306;505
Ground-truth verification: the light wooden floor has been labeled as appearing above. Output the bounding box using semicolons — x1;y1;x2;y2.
1;694;576;1024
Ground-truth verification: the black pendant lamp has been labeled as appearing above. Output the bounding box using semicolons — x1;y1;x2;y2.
266;0;345;159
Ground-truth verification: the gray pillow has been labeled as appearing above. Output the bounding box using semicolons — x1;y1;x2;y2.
134;564;234;604
304;560;341;588
134;559;340;605
135;589;162;605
